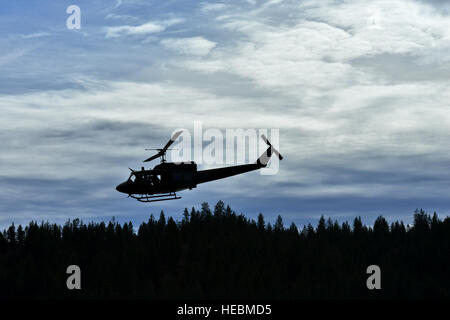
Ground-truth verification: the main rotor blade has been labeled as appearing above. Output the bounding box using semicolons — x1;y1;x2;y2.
162;130;183;151
143;130;183;162
143;153;163;162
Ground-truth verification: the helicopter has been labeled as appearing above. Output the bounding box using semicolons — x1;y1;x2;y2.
115;130;283;202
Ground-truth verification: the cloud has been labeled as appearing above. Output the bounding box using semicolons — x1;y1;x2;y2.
0;48;30;67
105;13;140;23
161;37;217;56
199;2;227;13
104;18;184;38
264;0;285;7
1;75;450;228
12;32;51;40
299;0;450;59
180;0;450;94
105;22;164;38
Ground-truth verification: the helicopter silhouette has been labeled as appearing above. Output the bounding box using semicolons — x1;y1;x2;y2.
116;130;283;202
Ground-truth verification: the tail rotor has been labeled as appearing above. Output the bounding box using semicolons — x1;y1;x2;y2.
257;134;283;166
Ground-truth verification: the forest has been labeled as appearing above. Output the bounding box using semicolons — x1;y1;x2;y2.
0;201;449;299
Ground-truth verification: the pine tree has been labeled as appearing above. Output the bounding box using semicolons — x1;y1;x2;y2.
353;216;363;234
257;213;265;231
224;205;232;217
214;201;225;216
413;208;431;235
288;222;298;235
342;221;351;235
16;225;25;246
274;215;283;232
158;210;166;228
431;212;440;230
201;202;212;217
183;208;190;223
190;207;198;222
317;215;326;235
7;223;16;244
306;223;315;238
373;216;389;237
326;217;334;230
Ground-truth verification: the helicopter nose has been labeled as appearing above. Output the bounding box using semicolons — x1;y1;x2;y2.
116;182;129;194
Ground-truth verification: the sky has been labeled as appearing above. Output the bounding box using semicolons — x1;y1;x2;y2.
1;0;450;230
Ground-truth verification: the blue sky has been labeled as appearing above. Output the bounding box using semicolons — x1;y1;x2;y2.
2;0;450;229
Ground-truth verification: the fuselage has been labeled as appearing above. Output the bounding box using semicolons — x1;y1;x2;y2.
116;162;197;195
116;160;265;196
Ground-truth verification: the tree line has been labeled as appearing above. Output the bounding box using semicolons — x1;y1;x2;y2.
0;201;449;299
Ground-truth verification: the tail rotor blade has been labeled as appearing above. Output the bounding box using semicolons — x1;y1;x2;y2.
260;134;283;161
272;149;283;160
261;134;271;146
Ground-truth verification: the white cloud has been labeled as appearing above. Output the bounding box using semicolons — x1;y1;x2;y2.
0;48;30;67
105;13;140;23
263;0;284;7
200;2;227;13
2;77;450;188
151;0;450;125
161;37;217;56
104;18;184;38
105;22;164;38
299;0;450;60
20;32;51;39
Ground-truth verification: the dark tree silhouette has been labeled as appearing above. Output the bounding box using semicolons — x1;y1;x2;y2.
0;203;449;299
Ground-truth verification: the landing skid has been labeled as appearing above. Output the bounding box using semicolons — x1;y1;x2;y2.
130;192;181;203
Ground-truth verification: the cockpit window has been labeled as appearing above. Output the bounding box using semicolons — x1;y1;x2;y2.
129;174;136;182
